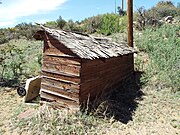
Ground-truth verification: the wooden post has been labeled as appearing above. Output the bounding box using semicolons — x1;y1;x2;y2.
127;0;133;47
115;0;117;14
122;0;124;11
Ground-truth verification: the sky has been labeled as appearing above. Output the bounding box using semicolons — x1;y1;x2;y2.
0;0;179;28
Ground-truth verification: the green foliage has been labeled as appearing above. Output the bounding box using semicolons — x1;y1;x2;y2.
15;23;38;39
0;23;38;44
177;2;180;8
0;39;43;83
148;1;180;19
136;24;180;92
117;6;126;16
80;13;127;35
98;13;127;35
56;16;66;29
0;43;25;80
64;19;83;32
45;21;58;28
81;15;102;33
134;1;180;30
0;29;9;44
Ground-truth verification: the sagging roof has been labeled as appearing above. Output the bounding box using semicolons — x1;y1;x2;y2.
34;24;137;59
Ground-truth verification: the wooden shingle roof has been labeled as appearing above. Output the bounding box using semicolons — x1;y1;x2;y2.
35;25;137;59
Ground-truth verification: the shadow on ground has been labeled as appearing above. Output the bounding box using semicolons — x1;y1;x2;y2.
91;71;144;124
0;78;20;88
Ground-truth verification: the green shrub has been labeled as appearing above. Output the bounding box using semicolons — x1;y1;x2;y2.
56;16;66;29
81;15;102;33
98;13;126;35
81;13;127;35
0;39;43;83
136;24;180;92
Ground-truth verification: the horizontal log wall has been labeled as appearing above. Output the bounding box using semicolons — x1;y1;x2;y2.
41;37;81;108
80;54;134;103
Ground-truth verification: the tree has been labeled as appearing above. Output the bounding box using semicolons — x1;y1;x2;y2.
56;16;66;29
156;0;175;7
117;6;126;16
177;2;180;8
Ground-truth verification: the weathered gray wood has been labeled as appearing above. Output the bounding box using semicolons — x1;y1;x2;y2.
25;76;41;102
42;71;80;84
41;84;79;102
41;92;79;109
34;25;137;60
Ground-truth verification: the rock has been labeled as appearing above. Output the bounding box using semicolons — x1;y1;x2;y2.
17;109;36;119
164;16;173;23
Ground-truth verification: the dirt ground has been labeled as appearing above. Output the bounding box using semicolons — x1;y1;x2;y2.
0;88;37;135
0;86;179;135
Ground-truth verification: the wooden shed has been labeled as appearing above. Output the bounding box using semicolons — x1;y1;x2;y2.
34;25;136;110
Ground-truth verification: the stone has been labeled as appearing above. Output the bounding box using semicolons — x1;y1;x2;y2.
164;16;173;23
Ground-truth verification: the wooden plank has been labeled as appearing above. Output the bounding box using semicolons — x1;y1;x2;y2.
46;38;77;55
42;71;80;84
42;77;80;92
81;64;133;82
80;72;134;103
82;55;133;69
41;91;79;107
42;62;80;76
42;69;79;79
44;48;77;58
83;68;133;85
81;62;133;75
79;59;134;103
41;84;79;102
81;70;133;93
43;55;81;66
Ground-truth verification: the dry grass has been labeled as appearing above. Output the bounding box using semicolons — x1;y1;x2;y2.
0;36;179;134
0;74;179;135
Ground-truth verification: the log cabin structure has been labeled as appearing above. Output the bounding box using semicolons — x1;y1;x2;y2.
34;25;136;110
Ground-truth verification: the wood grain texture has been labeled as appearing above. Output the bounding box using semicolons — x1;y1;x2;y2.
41;91;79;109
41;84;79;102
34;25;137;59
42;71;80;84
33;25;136;109
80;54;134;103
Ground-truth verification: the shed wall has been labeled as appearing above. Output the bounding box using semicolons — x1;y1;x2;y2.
40;36;81;108
80;54;134;103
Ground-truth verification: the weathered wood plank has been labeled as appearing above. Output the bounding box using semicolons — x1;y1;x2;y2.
45;38;77;56
41;84;79;102
43;62;80;76
81;63;133;76
81;64;133;82
81;70;133;94
80;73;134;102
41;91;79;107
24;76;41;102
42;71;80;84
82;54;133;69
44;48;77;58
41;77;80;92
43;55;81;66
79;54;134;103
